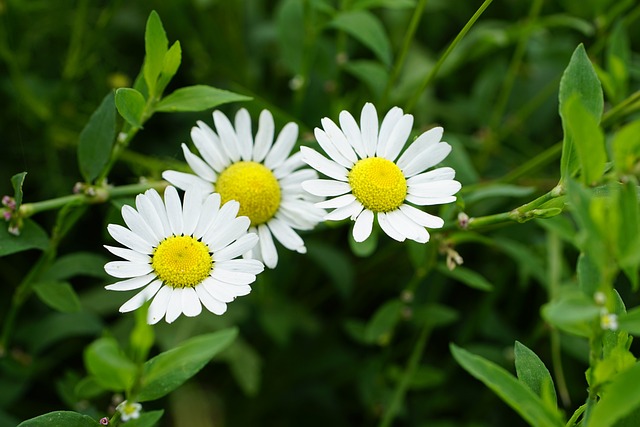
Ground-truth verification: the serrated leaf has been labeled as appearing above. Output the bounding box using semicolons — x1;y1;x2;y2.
437;264;493;291
137;328;238;401
33;281;81;313
11;172;27;211
514;341;557;408
589;362;640;427
451;344;564;427
77;92;116;182
143;11;168;95
0;219;49;256
155;85;250;112
84;337;137;392
115;88;146;128
17;411;99;427
330;10;392;66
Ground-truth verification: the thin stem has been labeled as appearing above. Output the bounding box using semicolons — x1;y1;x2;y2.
381;0;428;108
601;90;640;128
498;142;563;184
405;0;494;113
566;404;586;427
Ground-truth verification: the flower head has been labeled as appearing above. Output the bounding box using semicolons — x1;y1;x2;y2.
162;109;324;268
116;401;141;422
104;186;264;324
301;103;461;243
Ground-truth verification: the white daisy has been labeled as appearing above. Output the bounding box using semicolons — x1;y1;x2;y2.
162;108;325;269
301;103;461;243
104;186;264;324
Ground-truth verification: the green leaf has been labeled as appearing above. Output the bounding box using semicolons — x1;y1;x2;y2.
155;85;251;112
137;328;238;401
451;344;564;427
84;337;137;392
616;181;640;286
349;224;378;257
514;341;557;408
121;410;164;427
463;184;535;204
560;94;606;184
307;241;355;298
74;376;107;400
541;288;600;337
115;88;146;128
364;300;403;345
10;172;27;211
17;411;99;427
33;281;81;313
47;252;109;281
77;92;116;182
559;44;603;181
618;307;640;336
220;339;262;396
143;11;168;96
342;60;389;100
577;253;601;296
412;303;459;329
276;0;305;74
20;311;103;355
330;10;392;66
612;120;640;176
157;41;182;96
589;362;640;427
130;303;155;363
0;219;48;256
437;264;493;291
351;0;416;9
606;21;630;103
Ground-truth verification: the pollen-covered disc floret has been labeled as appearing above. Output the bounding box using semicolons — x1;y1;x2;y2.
104;186;264;324
301;102;462;244
162;108;325;269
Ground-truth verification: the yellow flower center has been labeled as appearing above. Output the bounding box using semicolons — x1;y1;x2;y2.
216;161;281;226
348;157;407;212
152;235;212;288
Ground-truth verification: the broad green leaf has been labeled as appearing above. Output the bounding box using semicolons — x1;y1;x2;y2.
364;300;403;345
412;303;459;329
115;88;146;128
156;41;182;96
17;411;99;427
74;376;107;400
619;307;640;336
352;0;416;9
220;339;262;396
589;362;640;427
20;311;103;355
276;0;305;73
541;288;600;337
84;337;136;392
138;328;238;401
451;344;564;427
437;264;493;291
77;92;116;182
612;120;640;176
330;10;392;66
122;410;164;427
349;224;378;257
10;172;27;211
143;10;168;95
559;44;603;181
577;253;601;296
0;219;48;255
307;241;355;298
514;341;557;408
560;94;606;184
155;85;250;112
342;60;389;100
47;252;109;281
33;281;81;313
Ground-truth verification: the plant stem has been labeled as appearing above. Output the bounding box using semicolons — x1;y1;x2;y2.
601;89;640;128
405;0;494;113
498;142;563;185
566;404;586;427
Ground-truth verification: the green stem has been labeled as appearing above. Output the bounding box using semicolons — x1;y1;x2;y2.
381;0;428;108
601;90;640;128
498;142;563;185
566;404;586;427
405;0;494;113
582;331;603;426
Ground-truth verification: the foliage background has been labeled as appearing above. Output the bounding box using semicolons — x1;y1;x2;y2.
1;0;640;426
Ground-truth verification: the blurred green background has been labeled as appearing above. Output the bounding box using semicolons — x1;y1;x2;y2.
1;0;639;425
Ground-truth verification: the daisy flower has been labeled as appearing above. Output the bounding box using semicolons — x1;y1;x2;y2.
162;108;325;269
301;103;461;243
104;186;264;324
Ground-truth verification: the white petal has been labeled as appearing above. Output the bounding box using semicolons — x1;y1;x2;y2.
164;186;184;236
194;193;221;238
408;180;462;198
105;261;153;278
202;200;241;248
135;192;164;240
195;284;227;315
253;109;275;162
300;146;348;181
104;245;150;263
216;258;264;274
274;151;306;179
325;199;364;221
315;193;356;209
120;279;162;313
399;204;444;229
396;126;443;169
278;201;324;230
182;286;203;317
234;108;254;161
182;188;205;236
212;268;256;285
265;122;298;169
280;169;318;193
321;117;358;164
406;167;456;185
376;107;403;158
105;273;156;291
405;194;457;206
146;284;172;323
383;114;413;162
214;233;259;262
203;278;242;303
302;179;351;197
212;110;241;162
360;103;378;158
162;170;213;193
209;217;251;252
145;188;173;236
377;212;406;242
258;225;278;269
387;209;430;243
267;217;305;253
107;224;152;254
181;144;217;182
165;287;184;323
352;209;374;242
192;121;229;172
121;204;156;247
402;142;453;177
314;127;353;168
339;110;367;159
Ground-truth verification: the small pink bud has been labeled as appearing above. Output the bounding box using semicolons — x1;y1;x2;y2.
3;211;11;221
99;417;109;425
